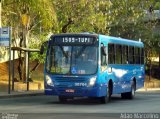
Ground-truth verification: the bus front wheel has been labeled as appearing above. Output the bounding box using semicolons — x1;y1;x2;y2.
58;96;67;103
100;84;112;104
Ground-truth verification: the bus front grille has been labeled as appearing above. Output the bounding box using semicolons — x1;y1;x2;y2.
55;77;86;82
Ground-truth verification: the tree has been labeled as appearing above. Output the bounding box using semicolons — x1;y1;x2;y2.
53;0;112;34
2;0;159;81
2;0;57;81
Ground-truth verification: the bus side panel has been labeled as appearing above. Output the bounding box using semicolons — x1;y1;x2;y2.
135;65;145;90
97;70;108;97
107;64;145;94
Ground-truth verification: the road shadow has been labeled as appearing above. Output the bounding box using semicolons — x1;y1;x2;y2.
46;94;135;105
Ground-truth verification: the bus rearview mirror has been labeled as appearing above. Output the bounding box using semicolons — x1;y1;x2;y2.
40;41;48;55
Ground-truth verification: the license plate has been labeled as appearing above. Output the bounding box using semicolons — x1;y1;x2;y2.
65;89;75;93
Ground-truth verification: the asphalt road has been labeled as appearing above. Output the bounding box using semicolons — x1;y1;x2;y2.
0;91;160;119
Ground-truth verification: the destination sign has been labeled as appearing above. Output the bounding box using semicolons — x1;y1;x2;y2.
62;37;92;43
53;36;96;45
0;27;10;46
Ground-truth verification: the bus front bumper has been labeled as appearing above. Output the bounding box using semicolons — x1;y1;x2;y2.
45;85;107;97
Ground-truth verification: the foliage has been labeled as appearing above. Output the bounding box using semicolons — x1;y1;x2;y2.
53;0;112;34
2;0;57;63
2;0;57;47
1;0;160;65
154;1;160;10
2;0;57;31
29;33;51;63
109;0;152;38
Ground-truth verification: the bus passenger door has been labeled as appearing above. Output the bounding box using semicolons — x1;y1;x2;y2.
99;44;108;96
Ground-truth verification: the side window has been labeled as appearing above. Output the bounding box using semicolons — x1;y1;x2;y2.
140;48;144;64
129;46;134;64
135;47;140;64
122;45;128;64
108;44;115;64
115;45;122;64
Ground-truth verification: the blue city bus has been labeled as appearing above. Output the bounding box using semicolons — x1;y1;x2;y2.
43;33;145;103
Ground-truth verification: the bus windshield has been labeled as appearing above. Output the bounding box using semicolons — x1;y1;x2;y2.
46;45;98;75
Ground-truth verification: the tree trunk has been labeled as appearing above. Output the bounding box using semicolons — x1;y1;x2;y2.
30;60;40;76
62;18;74;33
149;59;152;81
149;50;152;81
17;33;24;81
18;56;23;81
23;26;28;82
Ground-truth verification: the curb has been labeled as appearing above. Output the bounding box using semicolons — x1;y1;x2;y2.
136;88;160;92
1;88;160;99
0;91;44;99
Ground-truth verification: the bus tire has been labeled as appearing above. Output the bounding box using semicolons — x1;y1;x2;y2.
100;83;112;104
121;81;136;99
58;96;67;103
121;93;127;99
127;81;136;99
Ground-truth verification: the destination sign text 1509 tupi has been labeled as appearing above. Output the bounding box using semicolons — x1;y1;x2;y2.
53;36;96;45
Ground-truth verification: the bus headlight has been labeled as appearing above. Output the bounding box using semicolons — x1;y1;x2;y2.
46;75;54;86
89;76;97;86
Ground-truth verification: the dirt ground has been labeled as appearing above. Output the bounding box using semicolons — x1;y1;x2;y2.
0;60;44;92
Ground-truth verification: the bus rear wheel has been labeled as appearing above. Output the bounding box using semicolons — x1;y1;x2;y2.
121;81;136;99
128;81;136;99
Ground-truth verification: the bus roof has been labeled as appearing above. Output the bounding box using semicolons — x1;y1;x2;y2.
50;33;98;38
50;33;144;47
99;34;144;47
